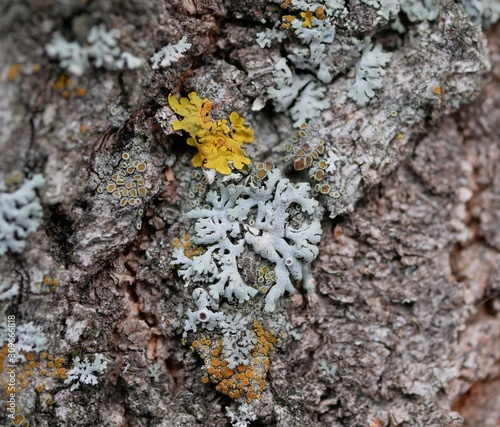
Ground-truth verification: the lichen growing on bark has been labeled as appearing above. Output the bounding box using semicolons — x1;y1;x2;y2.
1;0;499;426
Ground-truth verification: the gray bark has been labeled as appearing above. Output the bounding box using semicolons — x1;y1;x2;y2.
1;0;499;426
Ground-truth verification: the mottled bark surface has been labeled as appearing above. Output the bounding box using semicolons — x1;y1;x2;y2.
1;1;499;426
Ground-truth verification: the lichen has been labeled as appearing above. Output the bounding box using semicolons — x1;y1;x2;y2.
45;24;143;76
171;166;322;312
64;353;108;391
151;36;192;69
168;92;254;175
0;174;45;256
347;38;393;106
192;319;276;403
96;151;149;229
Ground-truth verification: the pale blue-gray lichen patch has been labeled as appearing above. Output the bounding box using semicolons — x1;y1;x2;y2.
172;167;322;312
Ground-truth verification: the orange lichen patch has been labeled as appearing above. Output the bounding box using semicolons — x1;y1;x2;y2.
255;321;276;356
8;63;21;81
228;390;240;399
315;6;326;19
193;321;276;403
433;86;443;95
81;124;89;132
221;367;234;378
0;348;67;421
52;74;73;91
12;413;25;426
246;390;258;401
51;74;90;99
0;352;6;375
257;169;267;180
174;236;204;259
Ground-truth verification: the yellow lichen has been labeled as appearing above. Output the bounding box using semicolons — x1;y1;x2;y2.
168;92;215;136
168;92;254;175
300;10;314;28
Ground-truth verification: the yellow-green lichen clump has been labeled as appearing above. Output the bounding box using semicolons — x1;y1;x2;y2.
168;92;254;175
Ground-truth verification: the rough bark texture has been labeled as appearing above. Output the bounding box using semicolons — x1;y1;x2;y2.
1;0;499;426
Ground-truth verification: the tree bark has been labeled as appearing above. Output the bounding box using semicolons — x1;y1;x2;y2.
1;1;499;426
